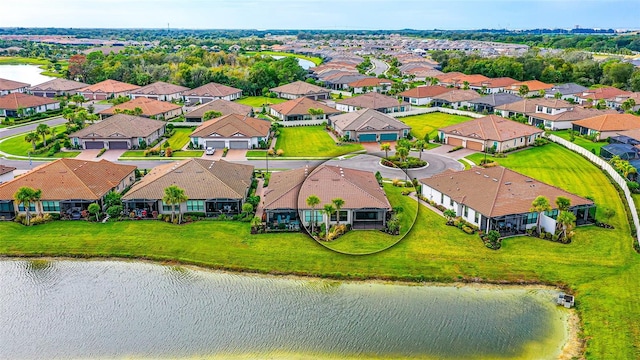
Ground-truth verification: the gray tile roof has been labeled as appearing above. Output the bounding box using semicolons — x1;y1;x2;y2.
71;114;165;139
331;108;410;132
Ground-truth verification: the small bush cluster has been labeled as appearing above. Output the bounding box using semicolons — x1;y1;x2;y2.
14;213;54;226
447;146;464;153
382;156;427;169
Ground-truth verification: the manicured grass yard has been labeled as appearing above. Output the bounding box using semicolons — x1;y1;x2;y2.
272;126;364;158
1;143;640;358
398;112;473;140
323;184;418;254
164;128;193;150
236;96;287;108
550;130;608;155
0;125;73;158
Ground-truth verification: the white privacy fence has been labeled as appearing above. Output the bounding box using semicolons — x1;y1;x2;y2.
548;134;640;244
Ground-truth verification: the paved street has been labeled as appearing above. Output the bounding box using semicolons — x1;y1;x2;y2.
0;116;67;138
370;58;389;76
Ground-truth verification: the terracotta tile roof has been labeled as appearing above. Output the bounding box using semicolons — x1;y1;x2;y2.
297;165;391;210
337;92;409;109
270;97;341;116
530;106;617;122
331;108;410;132
406;68;444;77
572;114;640;132
122;159;253;201
29;78;88;92
507;80;554;92
0;77;29;90
99;97;181;117
0;165;16;176
420;166;593;217
608;92;640;103
469;77;518;88
0;93;59;110
270;81;329;96
434;72;465;82
263;167;308;210
71;114;165;139
347;77;392;87
440;115;542;141
190;113;270;138
432;89;482;103
399;85;451;98
132;81;190;95
182;82;241;97
0;159;135;201
495;98;573;113
579;87;632;101
79;79;140;94
185;99;252;119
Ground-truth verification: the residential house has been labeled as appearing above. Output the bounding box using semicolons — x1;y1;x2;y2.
0;78;29;96
545;83;588;102
439;115;542;152
431;89;482;109
270;81;331;100
0;93;60;117
70;114;166;150
78;79;141;100
336;92;411;113
190;113;271;149
420;166;594;236
606;92;640;111
436;73;490;88
330;108;411;142
572;114;640;141
129;81;190;102
467;93;521;113
399;85;451;106
321;73;366;91
184;99;253;122
575;87;631;106
263;165;391;230
468;77;518;94
98;97;182;120
348;77;393;94
122;159;254;217
505;80;554;97
0;165;15;184
269;97;341;125
181;82;242;104
0;159;136;220
28;78;88;97
600;143;639;161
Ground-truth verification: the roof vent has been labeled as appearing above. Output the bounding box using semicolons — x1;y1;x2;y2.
505;182;511;185
492;178;498;182
483;175;489;178
525;179;533;183
475;171;481;175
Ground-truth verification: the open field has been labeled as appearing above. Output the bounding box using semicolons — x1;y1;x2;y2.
245;51;324;66
397;112;472;140
236;96;287;108
262;126;364;158
549;130;608;155
1;143;639;358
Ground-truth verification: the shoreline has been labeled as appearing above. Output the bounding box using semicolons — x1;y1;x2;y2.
3;254;584;359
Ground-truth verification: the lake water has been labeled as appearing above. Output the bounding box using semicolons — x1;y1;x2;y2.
272;55;316;70
0;260;570;359
0;64;55;87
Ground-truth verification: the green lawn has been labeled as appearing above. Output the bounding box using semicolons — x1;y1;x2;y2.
323;184;418;254
164;128;192;150
0;125;69;157
245;51;324;66
1;143;640;358
550;130;608;155
398;112;473;140
236;96;287;108
273;126;364;158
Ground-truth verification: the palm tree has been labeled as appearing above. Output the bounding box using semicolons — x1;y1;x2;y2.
380;143;391;158
305;195;320;234
396;146;409;163
518;85;530;97
621;99;636;112
71;94;85;107
530;196;551;234
331;198;345;226
14;187;42;226
163;185;188;224
323;204;336;240
556;211;576;240
36;124;51;147
621;162;637;180
554;92;563;99
415;140;426;160
24;132;40;151
555;196;571;212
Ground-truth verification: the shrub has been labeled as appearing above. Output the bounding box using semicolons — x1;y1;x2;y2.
106;205;123;219
276;149;284;157
462;226;474;234
448;146;463;153
392;178;402;187
97;148;107;157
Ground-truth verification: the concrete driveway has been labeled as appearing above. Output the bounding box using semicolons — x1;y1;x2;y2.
428;144;478;160
101;150;126;161
75;149;101;160
225;149;247;161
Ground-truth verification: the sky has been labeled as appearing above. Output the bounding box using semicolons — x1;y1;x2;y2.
1;0;638;30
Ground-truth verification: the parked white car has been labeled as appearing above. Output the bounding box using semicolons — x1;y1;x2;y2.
205;147;215;155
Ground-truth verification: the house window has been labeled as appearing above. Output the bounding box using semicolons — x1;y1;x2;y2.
186;200;204;212
524;212;538;225
162;202;173;212
304;210;323;222
544;209;559;219
330;211;348;222
41;201;60;212
536;106;543;112
18;203;36;212
463;206;468;217
0;202;13;212
441;193;444;204
546;107;552;114
474;211;480;223
449;198;454;207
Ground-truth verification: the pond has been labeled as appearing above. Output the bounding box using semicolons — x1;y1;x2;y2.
272;55;316;70
0;64;55;86
0;260;572;359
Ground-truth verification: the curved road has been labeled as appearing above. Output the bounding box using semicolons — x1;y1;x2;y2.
370;58;389;76
0;116;67;138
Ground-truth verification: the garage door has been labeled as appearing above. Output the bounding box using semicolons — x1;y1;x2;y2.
229;141;248;149
467;141;484;151
379;133;398;141
108;141;129;149
45;92;56;98
358;134;377;142
447;137;463;146
85;141;104;149
206;140;226;149
94;93;107;100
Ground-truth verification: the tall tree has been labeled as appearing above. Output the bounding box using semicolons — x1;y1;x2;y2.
530;196;551;234
163;185;188;224
305;195;320;234
24;132;40;151
322;204;336;240
380;143;391;158
415;140;426;160
396;146;409;163
36;124;51;147
14;187;42;226
555;196;571;212
518;84;530;97
331;198;345;226
556;211;576;240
